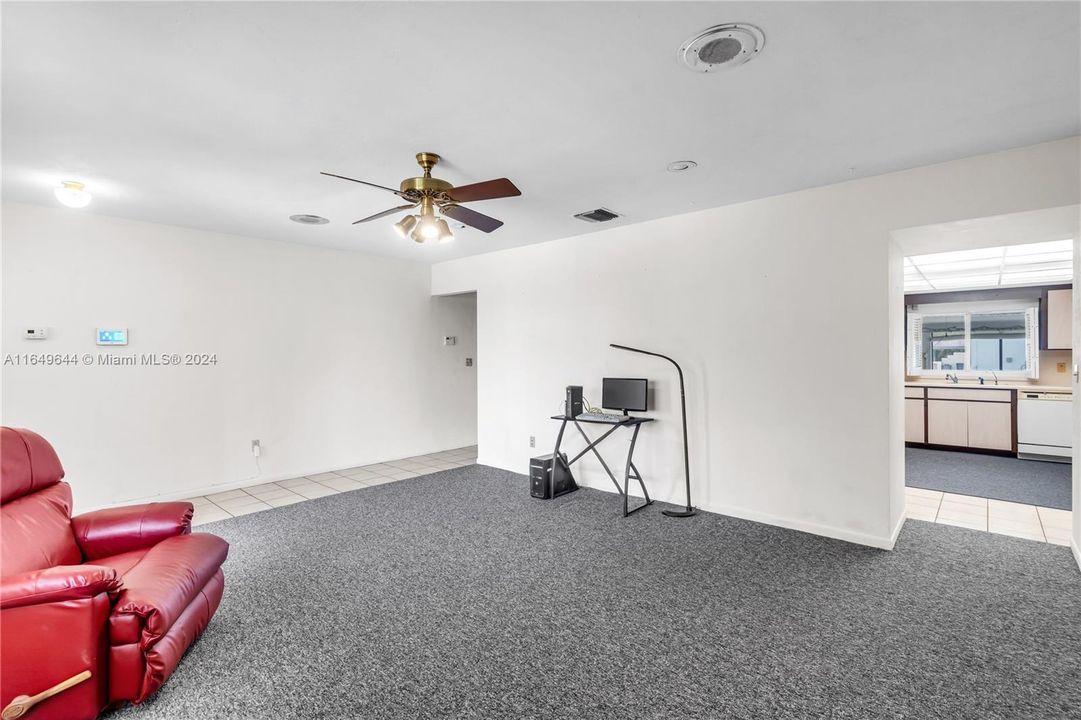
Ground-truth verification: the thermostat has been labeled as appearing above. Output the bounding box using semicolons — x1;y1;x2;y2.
96;328;128;346
24;327;48;340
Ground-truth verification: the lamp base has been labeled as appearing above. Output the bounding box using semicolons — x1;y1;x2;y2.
662;508;697;518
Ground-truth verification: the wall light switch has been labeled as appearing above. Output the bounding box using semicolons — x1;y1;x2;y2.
24;327;48;340
443;336;457;346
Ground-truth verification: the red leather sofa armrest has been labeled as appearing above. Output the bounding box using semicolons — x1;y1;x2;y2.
72;502;194;560
0;565;120;609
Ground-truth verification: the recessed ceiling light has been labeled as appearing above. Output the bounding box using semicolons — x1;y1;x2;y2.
679;23;765;73
667;160;698;173
54;180;92;208
289;214;329;225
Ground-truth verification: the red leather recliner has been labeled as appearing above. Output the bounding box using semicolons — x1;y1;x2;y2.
0;427;229;720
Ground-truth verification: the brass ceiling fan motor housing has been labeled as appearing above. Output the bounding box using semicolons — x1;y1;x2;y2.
400;152;452;196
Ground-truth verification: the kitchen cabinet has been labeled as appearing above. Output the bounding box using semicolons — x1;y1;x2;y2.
1043;287;1073;350
905;398;925;443
927;399;969;447
913;386;1016;453
966;401;1013;451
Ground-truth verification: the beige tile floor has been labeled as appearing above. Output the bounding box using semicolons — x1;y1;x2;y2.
905;486;1073;546
186;446;477;525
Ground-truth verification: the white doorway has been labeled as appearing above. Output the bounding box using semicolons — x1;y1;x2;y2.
432;291;479;452
892;206;1079;552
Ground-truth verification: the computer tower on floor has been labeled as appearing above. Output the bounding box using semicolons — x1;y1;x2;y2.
529;452;578;499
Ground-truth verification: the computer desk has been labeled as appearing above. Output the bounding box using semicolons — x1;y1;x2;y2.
549;415;655;517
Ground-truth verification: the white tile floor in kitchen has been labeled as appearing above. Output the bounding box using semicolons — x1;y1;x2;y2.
186;446;477;525
905;486;1073;546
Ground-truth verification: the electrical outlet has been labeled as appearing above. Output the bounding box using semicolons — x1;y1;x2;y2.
1057;362;1067;373
465;357;473;367
251;439;261;457
529;436;535;448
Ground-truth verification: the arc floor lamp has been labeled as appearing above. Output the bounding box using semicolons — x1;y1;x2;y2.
609;343;697;517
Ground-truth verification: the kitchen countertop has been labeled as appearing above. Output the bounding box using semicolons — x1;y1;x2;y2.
905;381;1073;393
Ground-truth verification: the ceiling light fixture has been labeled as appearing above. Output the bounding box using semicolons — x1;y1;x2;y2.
54;180;92;208
402;196;454;244
289;214;329;225
393;215;419;239
667;160;698;172
322;152;519;246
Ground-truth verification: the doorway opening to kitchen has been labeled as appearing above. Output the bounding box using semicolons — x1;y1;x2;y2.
894;206;1077;548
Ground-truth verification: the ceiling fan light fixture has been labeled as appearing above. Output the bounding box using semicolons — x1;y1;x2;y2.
418;219;441;241
393;214;418;239
435;218;454;244
323;152;521;245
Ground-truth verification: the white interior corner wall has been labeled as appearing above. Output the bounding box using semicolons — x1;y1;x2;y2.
1;204;478;511
432;137;1081;549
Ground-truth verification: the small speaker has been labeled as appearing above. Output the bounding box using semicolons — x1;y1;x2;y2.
565;385;583;418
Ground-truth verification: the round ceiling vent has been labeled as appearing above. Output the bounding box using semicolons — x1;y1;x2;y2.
289;214;329;225
678;23;765;73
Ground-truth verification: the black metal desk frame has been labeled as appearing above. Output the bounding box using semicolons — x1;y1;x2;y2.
549;415;655;517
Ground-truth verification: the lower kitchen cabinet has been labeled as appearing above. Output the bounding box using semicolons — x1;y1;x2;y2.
910;386;1016;453
904;398;925;443
927;399;969;447
966;401;1013;450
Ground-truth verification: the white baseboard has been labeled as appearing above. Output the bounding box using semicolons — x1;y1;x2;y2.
79;444;479;515
461;456;901;551
78;468;321;514
704;500;900;550
1072;536;1081;574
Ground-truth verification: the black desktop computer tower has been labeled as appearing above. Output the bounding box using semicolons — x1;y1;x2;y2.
565;385;583;418
529;452;578;499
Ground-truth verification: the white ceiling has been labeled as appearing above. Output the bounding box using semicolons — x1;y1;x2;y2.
905;239;1074;293
3;2;1079;263
896;205;1078;293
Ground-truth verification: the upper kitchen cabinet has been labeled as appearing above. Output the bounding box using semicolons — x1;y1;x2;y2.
1041;287;1073;350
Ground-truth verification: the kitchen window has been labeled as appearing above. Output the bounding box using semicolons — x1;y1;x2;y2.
907;300;1038;378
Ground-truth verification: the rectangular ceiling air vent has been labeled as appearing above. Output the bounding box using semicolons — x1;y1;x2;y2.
573;208;621;223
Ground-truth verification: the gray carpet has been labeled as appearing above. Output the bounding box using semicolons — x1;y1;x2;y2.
107;465;1081;720
907;447;1073;509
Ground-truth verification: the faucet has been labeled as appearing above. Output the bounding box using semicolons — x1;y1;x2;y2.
946;373;959;384
990;370;999;386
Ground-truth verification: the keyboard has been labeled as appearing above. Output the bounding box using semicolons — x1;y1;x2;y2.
576;412;627;423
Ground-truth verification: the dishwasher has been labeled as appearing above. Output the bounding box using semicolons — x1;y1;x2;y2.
1017;391;1073;462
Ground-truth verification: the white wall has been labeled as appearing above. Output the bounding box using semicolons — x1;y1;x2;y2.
1;203;477;511
1073;229;1081;568
432;137;1080;549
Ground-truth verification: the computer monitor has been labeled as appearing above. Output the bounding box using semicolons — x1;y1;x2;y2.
601;378;648;414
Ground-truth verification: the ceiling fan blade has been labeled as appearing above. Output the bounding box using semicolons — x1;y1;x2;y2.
352;204;417;225
320;171;405;197
441;204;504;233
445;178;521;203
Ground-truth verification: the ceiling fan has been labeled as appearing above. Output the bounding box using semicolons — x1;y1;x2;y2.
321;153;521;244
